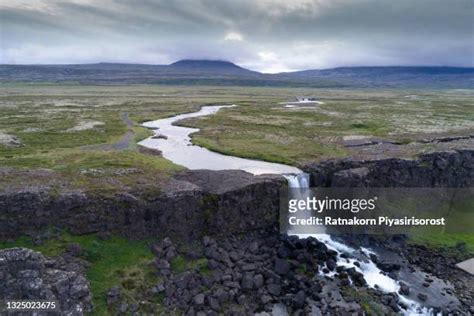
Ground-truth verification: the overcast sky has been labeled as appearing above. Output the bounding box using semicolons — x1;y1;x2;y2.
1;0;473;72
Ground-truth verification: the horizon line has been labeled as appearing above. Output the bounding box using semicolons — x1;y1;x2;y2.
1;61;473;75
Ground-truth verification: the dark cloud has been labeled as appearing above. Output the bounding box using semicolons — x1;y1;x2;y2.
1;0;472;71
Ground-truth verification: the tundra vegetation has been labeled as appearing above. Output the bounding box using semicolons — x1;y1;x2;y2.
1;84;473;313
1;85;472;170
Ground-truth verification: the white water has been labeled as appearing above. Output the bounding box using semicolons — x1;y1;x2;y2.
139;105;431;315
284;173;310;188
286;176;430;315
310;232;430;315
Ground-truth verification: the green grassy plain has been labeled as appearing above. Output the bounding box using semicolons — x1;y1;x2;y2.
1;85;472;169
180;88;474;165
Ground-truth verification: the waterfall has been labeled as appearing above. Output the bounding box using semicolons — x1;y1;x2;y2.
284;173;310;189
282;173;431;315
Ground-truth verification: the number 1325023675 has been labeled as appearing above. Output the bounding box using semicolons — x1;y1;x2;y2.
2;300;58;311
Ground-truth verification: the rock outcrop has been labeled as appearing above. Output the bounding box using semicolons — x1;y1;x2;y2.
139;233;375;315
115;233;468;315
0;170;285;240
303;149;474;187
2;149;472;239
0;248;92;315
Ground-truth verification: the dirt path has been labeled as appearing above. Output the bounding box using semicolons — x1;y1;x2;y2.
121;112;134;129
111;112;134;150
81;112;135;151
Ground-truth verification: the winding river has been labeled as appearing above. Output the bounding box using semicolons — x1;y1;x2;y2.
139;105;445;315
139;105;301;176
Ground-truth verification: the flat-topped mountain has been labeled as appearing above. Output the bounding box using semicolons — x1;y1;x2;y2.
169;60;249;72
1;60;473;88
171;59;237;67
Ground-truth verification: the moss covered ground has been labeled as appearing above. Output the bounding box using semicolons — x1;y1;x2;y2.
0;233;158;315
2;85;472;169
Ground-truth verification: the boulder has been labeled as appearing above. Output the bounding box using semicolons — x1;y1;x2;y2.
193;293;205;305
0;248;92;314
274;258;290;275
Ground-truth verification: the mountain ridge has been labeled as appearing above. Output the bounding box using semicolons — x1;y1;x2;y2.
1;59;473;88
3;60;473;72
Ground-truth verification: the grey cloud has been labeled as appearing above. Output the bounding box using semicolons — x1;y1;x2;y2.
0;0;472;71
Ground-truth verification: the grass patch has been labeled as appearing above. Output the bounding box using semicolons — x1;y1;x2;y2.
170;255;209;275
409;232;474;254
170;255;187;274
407;194;474;255
190;126;347;165
54;150;181;174
0;149;183;194
0;233;158;315
342;287;391;315
132;125;153;144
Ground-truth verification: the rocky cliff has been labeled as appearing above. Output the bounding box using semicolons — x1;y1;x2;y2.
2;149;472;240
0;170;285;240
303;149;474;187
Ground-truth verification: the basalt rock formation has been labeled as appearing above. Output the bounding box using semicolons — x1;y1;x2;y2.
303;149;474;187
2;149;473;240
0;247;92;315
0;170;285;240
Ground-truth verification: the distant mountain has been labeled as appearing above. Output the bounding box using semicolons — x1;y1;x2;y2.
169;60;253;74
292;66;474;77
0;60;473;88
280;66;474;88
